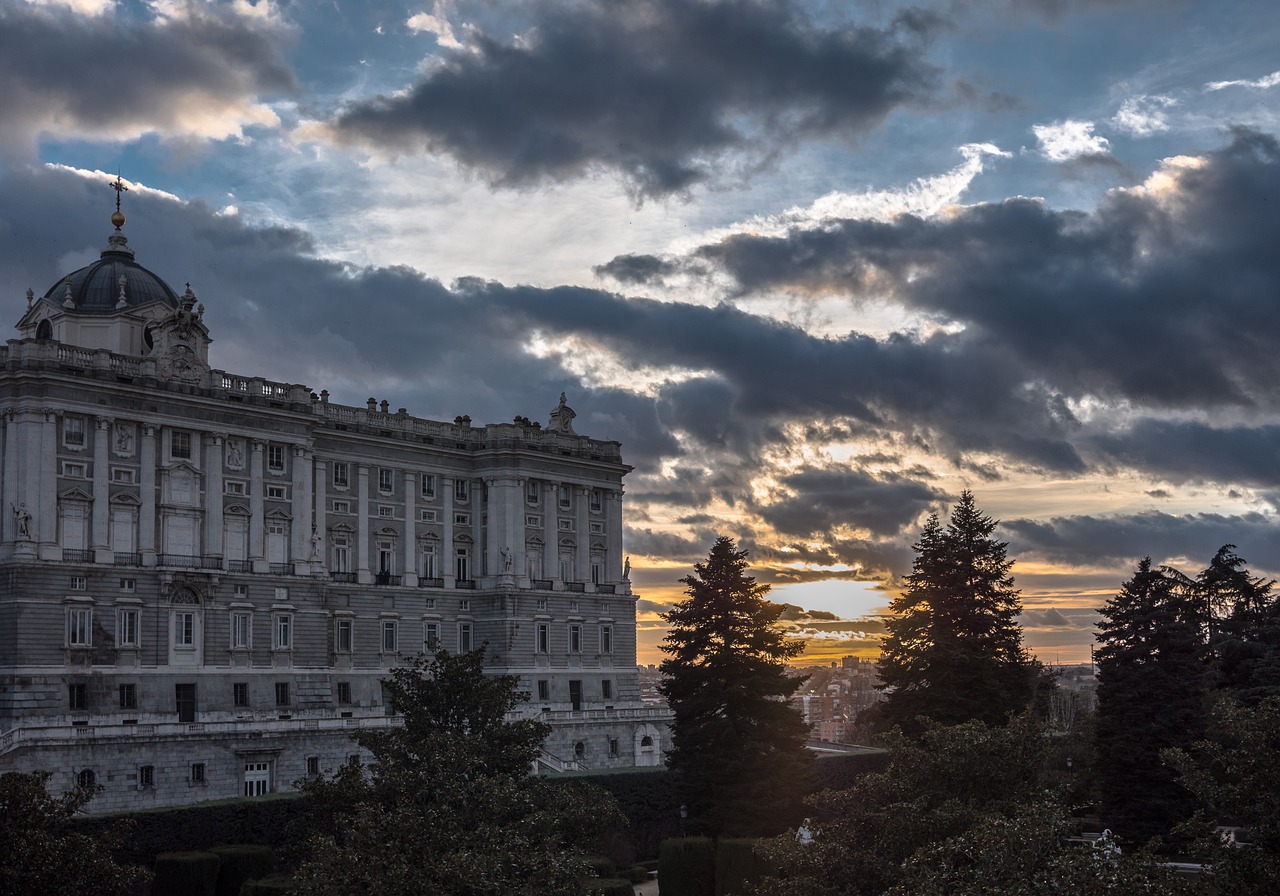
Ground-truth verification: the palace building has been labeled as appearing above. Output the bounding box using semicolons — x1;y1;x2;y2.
0;196;666;811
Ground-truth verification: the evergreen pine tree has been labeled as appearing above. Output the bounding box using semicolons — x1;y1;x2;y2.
659;535;812;837
1195;545;1280;702
1094;558;1207;844
876;491;1038;732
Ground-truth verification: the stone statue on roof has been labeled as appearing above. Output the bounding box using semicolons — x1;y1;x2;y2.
548;392;577;435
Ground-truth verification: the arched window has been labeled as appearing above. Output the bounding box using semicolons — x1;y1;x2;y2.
36;319;52;340
77;768;96;789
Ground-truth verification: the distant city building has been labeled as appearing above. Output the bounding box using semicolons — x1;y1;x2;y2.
0;202;668;811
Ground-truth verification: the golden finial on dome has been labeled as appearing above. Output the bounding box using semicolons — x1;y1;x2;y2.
109;173;128;229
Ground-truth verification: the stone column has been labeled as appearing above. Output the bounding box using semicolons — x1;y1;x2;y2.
204;434;224;559
544;480;558;585
249;440;265;564
91;417;111;553
403;472;417;586
38;409;57;550
606;488;624;584
139;424;157;564
356;464;370;582
0;410;11;542
291;445;312;566
575;486;590;585
514;476;527;585
442;476;455;587
313;458;327;571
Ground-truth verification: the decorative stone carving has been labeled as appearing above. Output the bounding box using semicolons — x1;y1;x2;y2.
548;392;577;435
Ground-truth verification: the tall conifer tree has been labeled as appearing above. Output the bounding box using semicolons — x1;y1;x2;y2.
1094;558;1207;844
876;491;1038;732
659;536;811;837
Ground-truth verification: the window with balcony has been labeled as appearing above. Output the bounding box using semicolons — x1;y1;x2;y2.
170;430;191;459
378;468;394;492
333;462;350;488
118;608;140;647
267;444;285;471
421;474;436;498
64;416;86;448
67;607;92;647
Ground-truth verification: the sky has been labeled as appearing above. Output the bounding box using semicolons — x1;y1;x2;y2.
3;0;1280;667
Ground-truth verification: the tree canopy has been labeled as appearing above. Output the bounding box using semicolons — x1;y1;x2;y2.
0;771;151;896
876;491;1039;732
659;535;811;837
293;648;620;896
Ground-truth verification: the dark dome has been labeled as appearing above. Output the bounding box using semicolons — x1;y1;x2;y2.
43;230;179;313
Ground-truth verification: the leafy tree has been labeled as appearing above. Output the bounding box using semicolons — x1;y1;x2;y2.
0;771;151;896
1094;558;1207;845
1194;545;1280;702
1165;697;1280;896
658;535;811;837
876;491;1039;732
755;716;1054;896
888;797;1197;896
293;648;622;895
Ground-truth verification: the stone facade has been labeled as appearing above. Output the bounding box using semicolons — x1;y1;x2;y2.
0;213;669;812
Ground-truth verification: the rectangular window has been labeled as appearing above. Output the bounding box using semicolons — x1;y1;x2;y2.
379;468;394;492
70;576;87;591
233;682;249;707
459;599;471;612
458;622;473;653
335;618;353;653
234;584;247;598
601;625;613;654
170;430;191;459
590;490;603;513
333;463;349;488
454;479;469;502
558;485;571;509
570;601;580;613
526;515;541;527
602;680;614;700
591;561;603;585
456;549;470;582
589;522;605;535
274;586;289;601
69;683;88;710
64;416;86;447
454;512;471;526
174;611;195;647
119;683;137;709
424;622;440;650
569;624;582;654
274;614;292;649
537;622;549;653
267;444;285;471
537;598;548;611
67;607;92;646
526;481;540;504
424;598;436;610
275;682;290;706
118;609;139;647
231;612;252;649
337;681;352;704
266;485;287;500
139;765;155;787
62;461;87;478
537;680;550;701
421;474;436;498
111;467;137;484
306;756;320;777
378;505;394;518
334;541;350;574
332;500;350;514
609;737;620;757
225;480;246;495
191;762;206;784
381;620;398;653
419;509;437;523
558;519;574;531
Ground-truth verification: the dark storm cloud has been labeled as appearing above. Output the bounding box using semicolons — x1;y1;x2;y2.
632;129;1280;483
0;2;295;155
1091;419;1280;488
593;254;679;286
326;0;941;198
1002;511;1280;568
753;466;945;538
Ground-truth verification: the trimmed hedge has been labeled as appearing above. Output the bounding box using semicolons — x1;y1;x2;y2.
584;854;617;877
715;839;767;896
210;844;277;896
154;850;221;896
70;794;305;868
589;878;636;896
240;874;295;895
659;837;716;896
